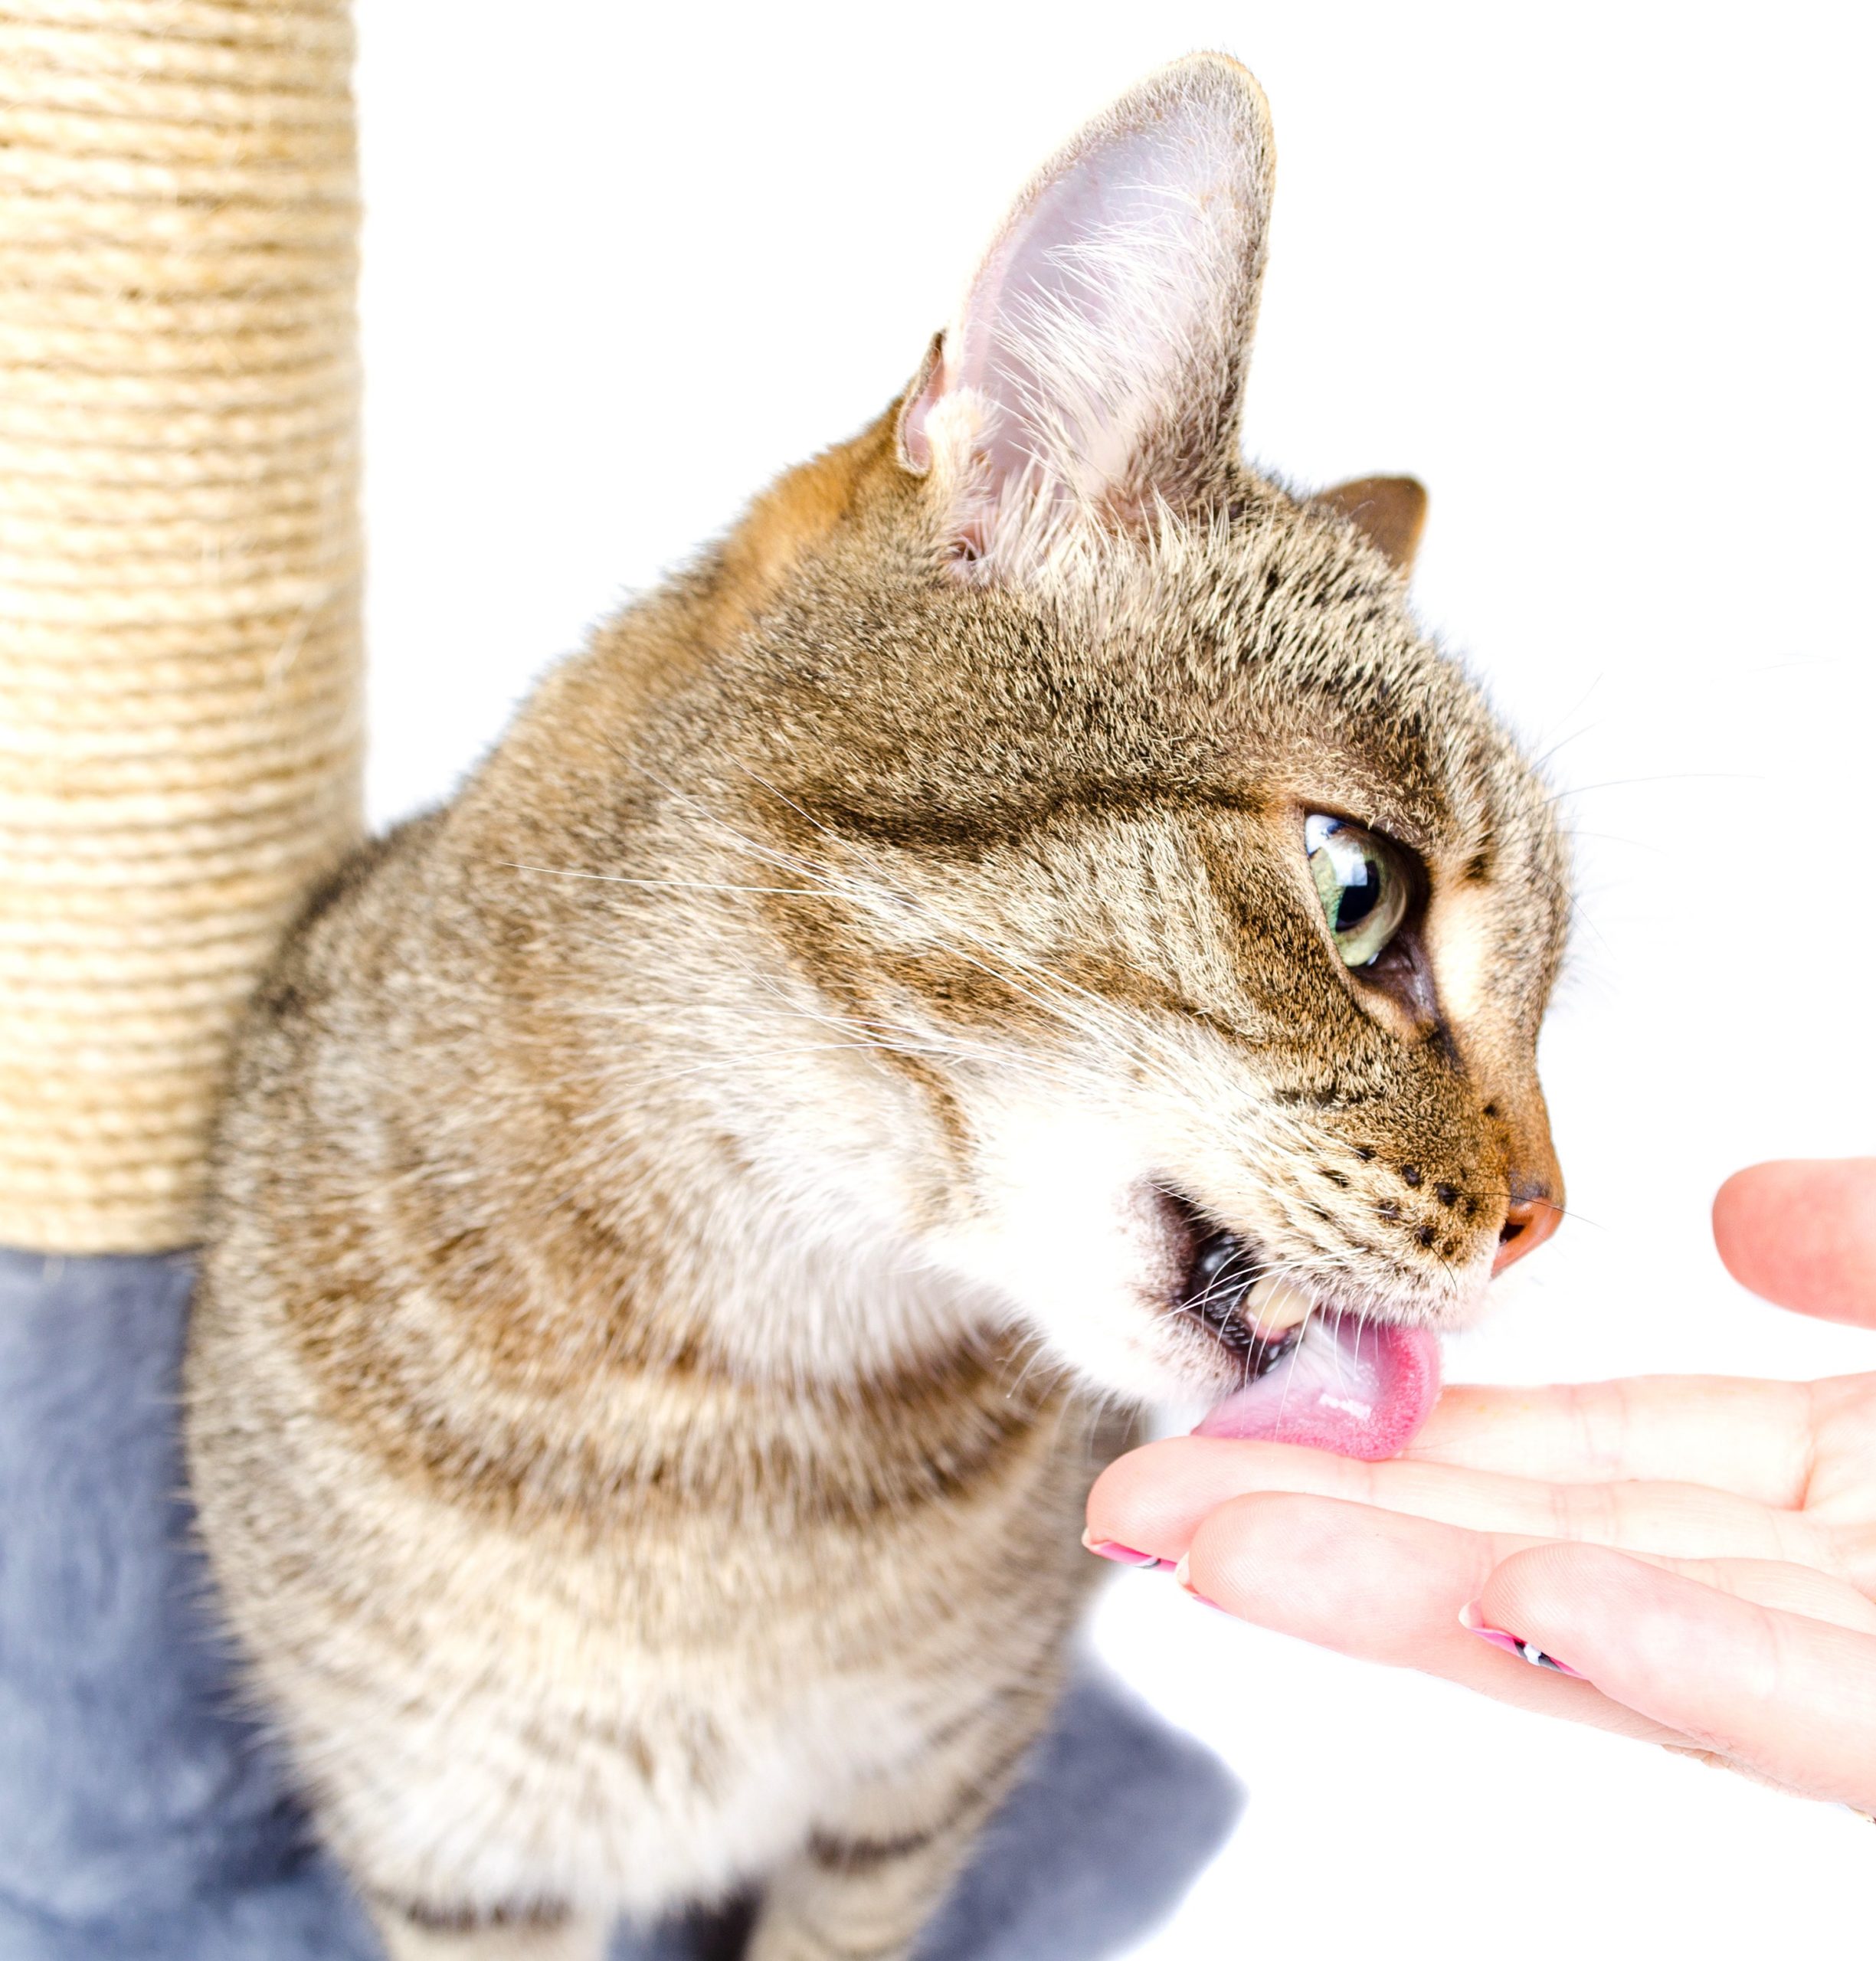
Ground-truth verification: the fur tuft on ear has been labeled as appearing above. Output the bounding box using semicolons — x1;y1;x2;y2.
899;54;1275;580
1310;476;1429;577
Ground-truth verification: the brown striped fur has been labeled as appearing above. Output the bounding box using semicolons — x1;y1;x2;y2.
186;56;1567;1961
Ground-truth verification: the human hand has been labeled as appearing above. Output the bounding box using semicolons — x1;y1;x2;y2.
1085;1159;1876;1809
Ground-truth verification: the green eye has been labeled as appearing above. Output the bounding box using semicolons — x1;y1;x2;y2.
1305;813;1409;967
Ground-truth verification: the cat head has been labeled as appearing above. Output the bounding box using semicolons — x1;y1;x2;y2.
620;56;1567;1439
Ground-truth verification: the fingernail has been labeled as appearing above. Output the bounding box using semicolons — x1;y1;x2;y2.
1172;1554;1229;1614
1082;1532;1174;1571
1459;1601;1586;1678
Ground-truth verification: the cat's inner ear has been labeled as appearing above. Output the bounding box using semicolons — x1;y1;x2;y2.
899;54;1275;576
1310;475;1429;577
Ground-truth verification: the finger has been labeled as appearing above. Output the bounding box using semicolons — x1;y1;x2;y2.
1612;1553;1876;1637
1089;1432;1825;1567
1089;1436;1305;1558
1479;1541;1876;1809
1713;1158;1876;1328
1180;1492;1683;1747
1405;1374;1821;1504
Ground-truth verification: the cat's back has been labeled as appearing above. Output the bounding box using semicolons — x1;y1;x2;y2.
186;806;470;1603
194;805;463;1363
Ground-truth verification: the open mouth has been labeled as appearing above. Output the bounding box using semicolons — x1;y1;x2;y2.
1171;1213;1442;1462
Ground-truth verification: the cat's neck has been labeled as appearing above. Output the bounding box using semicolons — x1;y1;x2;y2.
560;1087;1000;1389
430;645;1013;1391
421;980;1000;1394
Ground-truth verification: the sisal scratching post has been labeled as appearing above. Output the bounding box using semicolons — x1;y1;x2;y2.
0;0;364;1253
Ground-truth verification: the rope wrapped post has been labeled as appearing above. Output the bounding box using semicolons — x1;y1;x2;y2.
0;0;364;1252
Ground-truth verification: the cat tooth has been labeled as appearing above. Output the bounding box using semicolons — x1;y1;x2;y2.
1244;1275;1314;1339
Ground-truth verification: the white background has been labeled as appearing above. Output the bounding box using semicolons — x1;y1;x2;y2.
355;6;1874;1956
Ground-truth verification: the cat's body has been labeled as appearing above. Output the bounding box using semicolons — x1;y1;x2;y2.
187;57;1567;1961
191;610;1121;1942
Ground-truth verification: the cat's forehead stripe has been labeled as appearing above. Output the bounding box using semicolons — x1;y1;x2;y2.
792;782;1269;857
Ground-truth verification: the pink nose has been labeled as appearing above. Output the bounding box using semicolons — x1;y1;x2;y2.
1493;1188;1562;1275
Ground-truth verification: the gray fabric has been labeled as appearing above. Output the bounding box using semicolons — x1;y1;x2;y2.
0;1250;1239;1960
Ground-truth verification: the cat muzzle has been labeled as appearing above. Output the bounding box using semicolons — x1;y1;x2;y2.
1174;1221;1442;1460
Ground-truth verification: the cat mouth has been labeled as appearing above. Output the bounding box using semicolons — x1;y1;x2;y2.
1170;1211;1441;1461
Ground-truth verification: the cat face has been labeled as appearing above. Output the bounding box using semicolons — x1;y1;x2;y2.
639;57;1566;1442
713;493;1564;1430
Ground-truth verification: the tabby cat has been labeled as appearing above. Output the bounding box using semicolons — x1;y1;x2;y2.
186;52;1567;1961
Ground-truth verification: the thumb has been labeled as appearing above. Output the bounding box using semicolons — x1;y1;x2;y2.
1711;1158;1876;1329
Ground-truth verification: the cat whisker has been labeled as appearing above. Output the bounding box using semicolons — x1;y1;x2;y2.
1542;769;1760;806
1525;677;1606;774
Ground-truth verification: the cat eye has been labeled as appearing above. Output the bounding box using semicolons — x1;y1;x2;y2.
1304;814;1410;967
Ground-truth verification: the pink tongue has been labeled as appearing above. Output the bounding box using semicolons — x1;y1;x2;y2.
1192;1311;1440;1460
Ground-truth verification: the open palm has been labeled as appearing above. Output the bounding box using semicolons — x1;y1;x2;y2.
1086;1159;1876;1809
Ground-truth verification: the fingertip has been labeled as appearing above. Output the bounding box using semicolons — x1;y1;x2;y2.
1183;1491;1325;1622
1481;1540;1651;1634
1711;1157;1876;1325
1712;1161;1806;1300
1083;1440;1144;1524
1084;1434;1236;1557
1479;1542;1720;1691
1087;1433;1361;1560
1186;1487;1316;1572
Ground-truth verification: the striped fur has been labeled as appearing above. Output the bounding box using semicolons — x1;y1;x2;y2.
185;55;1567;1960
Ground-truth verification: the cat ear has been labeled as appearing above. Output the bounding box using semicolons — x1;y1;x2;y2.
1310;476;1429;576
898;54;1275;578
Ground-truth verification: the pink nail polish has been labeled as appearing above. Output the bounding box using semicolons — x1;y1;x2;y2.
1171;1556;1232;1614
1083;1537;1174;1570
1460;1606;1586;1679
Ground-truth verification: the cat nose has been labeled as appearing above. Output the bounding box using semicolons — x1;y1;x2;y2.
1493;1179;1562;1275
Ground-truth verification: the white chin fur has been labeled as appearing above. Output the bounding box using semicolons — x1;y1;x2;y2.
927;1107;1194;1405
